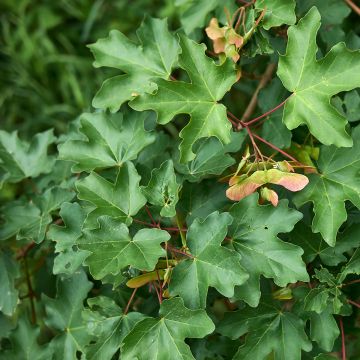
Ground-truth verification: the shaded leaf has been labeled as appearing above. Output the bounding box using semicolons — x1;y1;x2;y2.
294;126;360;246
59;112;155;172
169;211;248;308
121;297;215;359
228;194;308;306
141;159;180;217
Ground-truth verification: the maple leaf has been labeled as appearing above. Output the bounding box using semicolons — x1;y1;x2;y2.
59;112;155;172
89;17;180;112
82;296;145;360
141;159;180;217
228;194;309;307
0;187;74;243
47;202;89;275
131;35;237;162
76;162;146;226
169;211;248;309
0;317;53;360
219;305;312;360
293;126;360;246
0;129;55;184
77;216;169;281
277;7;360;147
43;270;93;360
0;251;19;316
121;297;215;360
255;0;296;30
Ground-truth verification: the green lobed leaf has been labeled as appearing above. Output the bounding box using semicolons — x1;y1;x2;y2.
59;112;155;172
77;216;169;281
256;0;296;30
219;305;312;360
0;251;19;316
228;194;309;307
294;126;360;246
76;161;147;226
141;159;180;217
0;317;53;360
174;132;245;182
0;186;74;243
131;34;237;162
47;202;89;275
82;296;145;360
121;297;215;359
169;211;248;309
277;7;360;147
0;129;56;184
43;270;93;360
89;17;180;112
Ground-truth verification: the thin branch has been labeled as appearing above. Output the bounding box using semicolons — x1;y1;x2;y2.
244;96;291;126
343;278;360;287
348;299;360;309
124;287;138;315
23;257;36;324
152;281;162;304
240;63;277;123
165;244;194;258
145;205;157;226
339;317;346;360
252;133;300;163
344;0;360;16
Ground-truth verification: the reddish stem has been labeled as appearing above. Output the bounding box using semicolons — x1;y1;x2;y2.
339;317;346;360
156;270;163;303
343;279;360;287
145;205;157;226
244;96;290;126
252;133;300;163
165;244;194;258
348;299;360;309
152;281;162;304
124;287;138;315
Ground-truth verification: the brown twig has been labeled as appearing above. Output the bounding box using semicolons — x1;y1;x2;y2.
124;287;138;315
16;242;36;260
240;63;277;123
339;317;346;360
348;299;360;309
23;257;36;324
344;0;360;16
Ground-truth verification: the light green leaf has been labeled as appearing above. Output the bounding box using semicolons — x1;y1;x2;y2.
89;17;180;112
169;212;248;309
174;135;243;182
77;216;169;281
141;160;180;217
121;297;215;360
82;296;145;360
43;270;93;360
256;0;296;30
0;187;74;243
338;248;360;282
59;112;155;172
76;162;147;226
277;7;360;147
229;194;309;307
47;202;89;275
131;35;237;162
294;126;360;246
0;251;19;316
309;308;339;352
219;306;312;360
0;317;53;360
0;129;55;184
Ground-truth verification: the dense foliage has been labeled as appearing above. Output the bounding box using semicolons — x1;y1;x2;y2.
1;0;360;359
